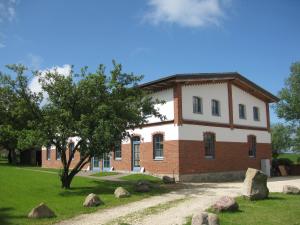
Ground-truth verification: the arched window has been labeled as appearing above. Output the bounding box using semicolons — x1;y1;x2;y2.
46;145;51;160
248;135;256;157
204;132;215;158
153;134;164;159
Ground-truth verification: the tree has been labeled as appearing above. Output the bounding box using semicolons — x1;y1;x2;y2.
271;123;293;153
275;62;300;151
0;65;42;164
4;62;163;189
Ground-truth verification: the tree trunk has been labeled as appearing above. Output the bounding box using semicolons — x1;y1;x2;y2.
8;149;17;164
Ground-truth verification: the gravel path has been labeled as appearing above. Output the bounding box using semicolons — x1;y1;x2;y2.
56;176;300;225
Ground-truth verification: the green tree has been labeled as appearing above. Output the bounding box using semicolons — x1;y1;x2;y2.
3;62;163;189
275;62;300;151
271;123;293;152
0;65;42;164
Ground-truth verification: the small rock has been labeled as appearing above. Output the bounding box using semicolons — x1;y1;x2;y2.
283;185;300;194
192;212;219;225
114;187;130;198
136;180;152;187
83;193;102;207
135;183;151;192
212;196;239;212
28;203;55;218
242;168;269;200
162;176;176;184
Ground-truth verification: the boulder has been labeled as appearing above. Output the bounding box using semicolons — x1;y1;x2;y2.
83;193;102;207
283;185;300;194
212;196;239;212
242;168;269;200
162;176;176;184
135;182;151;192
114;187;130;198
192;212;219;225
28;203;55;218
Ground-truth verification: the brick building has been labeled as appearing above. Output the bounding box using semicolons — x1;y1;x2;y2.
42;73;279;181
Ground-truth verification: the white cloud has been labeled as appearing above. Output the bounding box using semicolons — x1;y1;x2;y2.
0;0;18;23
144;0;231;28
29;64;72;104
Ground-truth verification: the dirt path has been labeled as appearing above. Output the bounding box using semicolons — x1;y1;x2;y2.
56;176;300;225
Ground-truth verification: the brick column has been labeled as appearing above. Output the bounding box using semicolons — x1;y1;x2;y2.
227;81;234;129
265;102;270;132
173;83;183;125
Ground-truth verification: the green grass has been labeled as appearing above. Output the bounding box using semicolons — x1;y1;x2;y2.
121;174;162;183
0;164;168;225
184;193;300;225
90;171;119;177
278;153;300;164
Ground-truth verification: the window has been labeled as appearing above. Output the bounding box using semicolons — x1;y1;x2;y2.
193;96;202;114
46;145;51;160
69;142;75;160
56;149;61;160
114;143;122;159
211;99;220;116
153;134;164;159
253;106;260;121
204;133;215;158
248;135;256;157
239;104;246;119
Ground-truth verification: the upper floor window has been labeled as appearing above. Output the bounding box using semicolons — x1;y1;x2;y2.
193;96;202;114
239;104;246;119
253;106;260;121
46;145;51;160
211;99;220;116
69;142;75;160
114;143;122;159
153;134;164;159
56;149;61;160
248;135;256;157
204;132;215;158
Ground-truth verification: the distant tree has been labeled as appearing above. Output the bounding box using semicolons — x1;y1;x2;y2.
275;62;300;152
271;123;293;153
2;62;163;188
0;65;42;164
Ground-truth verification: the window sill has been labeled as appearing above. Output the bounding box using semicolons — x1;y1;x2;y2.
56;159;61;161
154;157;164;161
212;114;221;117
114;158;122;161
193;112;203;115
249;156;256;159
205;156;215;160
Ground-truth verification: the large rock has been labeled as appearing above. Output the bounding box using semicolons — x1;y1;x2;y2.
83;193;102;207
162;176;176;184
114;187;130;198
212;196;239;212
28;203;55;218
242;168;269;200
283;185;300;194
192;212;219;225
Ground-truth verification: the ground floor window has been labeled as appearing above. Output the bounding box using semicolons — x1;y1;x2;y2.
46;145;51;160
114;143;122;159
204;132;215;158
69;142;75;160
153;134;164;159
56;149;61;160
248;135;256;157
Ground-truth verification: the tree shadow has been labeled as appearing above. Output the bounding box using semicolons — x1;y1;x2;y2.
0;207;26;225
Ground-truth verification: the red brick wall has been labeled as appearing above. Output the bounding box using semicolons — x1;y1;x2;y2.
41;148;90;170
179;140;271;174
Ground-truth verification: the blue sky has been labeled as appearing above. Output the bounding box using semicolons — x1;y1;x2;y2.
0;0;300;123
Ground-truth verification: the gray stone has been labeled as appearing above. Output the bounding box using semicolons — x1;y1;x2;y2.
162;176;176;184
83;193;102;207
114;187;130;198
242;168;269;200
212;196;239;212
192;212;219;225
283;185;300;194
135;183;151;192
28;203;55;218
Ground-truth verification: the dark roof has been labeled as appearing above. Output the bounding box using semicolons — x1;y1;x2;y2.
139;72;279;103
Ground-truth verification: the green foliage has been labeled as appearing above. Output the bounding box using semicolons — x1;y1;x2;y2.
271;123;293;151
277;153;300;164
0;163;167;225
275;62;300;151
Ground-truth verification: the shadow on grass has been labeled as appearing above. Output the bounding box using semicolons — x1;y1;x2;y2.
0;207;27;225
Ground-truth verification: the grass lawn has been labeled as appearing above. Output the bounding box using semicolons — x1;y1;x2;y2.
278;153;300;164
120;174;162;183
0;163;168;225
90;171;120;177
184;193;300;225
